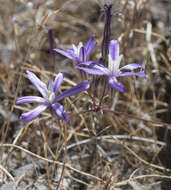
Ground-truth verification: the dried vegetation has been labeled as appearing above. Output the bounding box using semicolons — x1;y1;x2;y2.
0;0;171;189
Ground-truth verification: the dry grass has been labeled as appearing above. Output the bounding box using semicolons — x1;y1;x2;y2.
0;0;170;189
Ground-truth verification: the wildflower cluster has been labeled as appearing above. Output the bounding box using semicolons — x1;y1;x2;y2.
77;40;147;92
17;3;147;123
17;72;89;122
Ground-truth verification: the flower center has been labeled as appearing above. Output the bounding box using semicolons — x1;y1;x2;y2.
48;91;55;104
72;42;83;57
108;54;123;76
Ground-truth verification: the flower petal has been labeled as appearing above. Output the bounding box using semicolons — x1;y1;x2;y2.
109;40;119;61
108;54;123;74
108;76;126;92
55;80;90;101
120;63;144;71
53;48;74;60
85;35;97;59
26;71;48;99
91;63;110;74
117;71;147;78
77;62;110;75
16;96;47;104
118;64;147;77
85;35;95;52
79;47;86;62
53;72;64;94
51;103;68;121
77;66;108;75
78;61;94;66
19;104;48;122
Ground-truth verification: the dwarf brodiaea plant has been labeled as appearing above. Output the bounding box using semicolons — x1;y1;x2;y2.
17;3;147;123
16;71;89;122
77;40;147;92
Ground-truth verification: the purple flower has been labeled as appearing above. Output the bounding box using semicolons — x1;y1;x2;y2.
77;40;147;92
16;71;89;122
53;35;97;64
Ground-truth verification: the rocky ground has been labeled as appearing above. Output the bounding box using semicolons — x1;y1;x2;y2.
0;0;170;189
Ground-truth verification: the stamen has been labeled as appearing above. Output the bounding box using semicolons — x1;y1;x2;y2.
72;42;83;57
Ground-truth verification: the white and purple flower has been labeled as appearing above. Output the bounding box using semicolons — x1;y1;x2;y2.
16;71;89;122
77;40;147;92
53;35;97;64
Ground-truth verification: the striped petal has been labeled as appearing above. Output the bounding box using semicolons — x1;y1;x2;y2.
16;96;47;104
51;103;68;121
91;63;110;75
53;48;74;60
85;35;97;59
120;63;144;71
55;80;89;101
108;54;123;74
78;61;94;66
108;76;126;92
79;47;86;62
118;64;147;78
109;40;119;61
77;66;108;75
117;71;147;78
53;72;64;94
77;62;110;75
26;71;48;99
19;104;48;122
